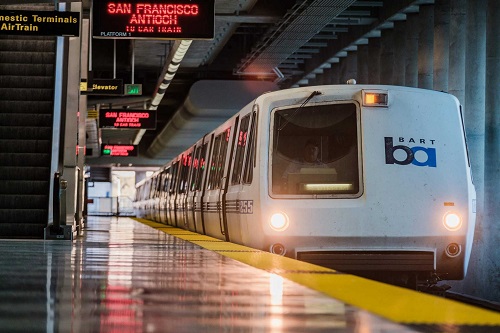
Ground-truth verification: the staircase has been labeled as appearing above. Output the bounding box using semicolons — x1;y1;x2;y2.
0;4;56;238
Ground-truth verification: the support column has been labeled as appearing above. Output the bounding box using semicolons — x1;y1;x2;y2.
380;28;395;85
393;21;406;86
341;51;357;83
433;0;450;92
368;38;381;84
483;0;500;302
405;14;419;87
418;5;434;89
357;43;369;84
448;0;466;103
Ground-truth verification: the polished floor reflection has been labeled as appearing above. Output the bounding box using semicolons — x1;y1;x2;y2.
0;217;423;332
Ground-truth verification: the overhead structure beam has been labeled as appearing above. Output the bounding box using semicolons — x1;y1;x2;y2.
133;40;192;146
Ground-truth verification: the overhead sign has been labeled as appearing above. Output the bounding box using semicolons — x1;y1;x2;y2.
99;109;157;129
81;79;124;95
92;0;215;39
102;144;138;156
0;10;80;36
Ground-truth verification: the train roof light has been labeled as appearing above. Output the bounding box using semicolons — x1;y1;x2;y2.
362;90;388;107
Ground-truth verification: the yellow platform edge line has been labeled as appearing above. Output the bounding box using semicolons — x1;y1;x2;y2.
133;218;500;326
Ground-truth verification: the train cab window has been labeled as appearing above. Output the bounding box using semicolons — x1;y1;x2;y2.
243;110;257;184
231;114;251;185
271;103;360;197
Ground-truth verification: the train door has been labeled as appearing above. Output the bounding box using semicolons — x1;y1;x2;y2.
158;167;170;224
185;142;204;232
202;119;238;241
176;150;193;229
192;139;210;234
225;111;255;244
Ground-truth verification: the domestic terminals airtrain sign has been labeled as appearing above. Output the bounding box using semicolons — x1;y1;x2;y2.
92;0;215;39
0;10;80;36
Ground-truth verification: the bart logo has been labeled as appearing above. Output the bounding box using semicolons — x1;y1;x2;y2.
385;137;437;167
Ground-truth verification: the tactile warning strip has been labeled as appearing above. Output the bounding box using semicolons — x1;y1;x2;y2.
135;218;500;328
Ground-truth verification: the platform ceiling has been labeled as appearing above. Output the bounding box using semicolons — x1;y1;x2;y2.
14;1;433;167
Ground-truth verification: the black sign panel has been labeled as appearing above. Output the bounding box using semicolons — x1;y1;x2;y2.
82;79;124;95
92;0;214;39
99;109;157;129
0;10;80;36
101;144;138;156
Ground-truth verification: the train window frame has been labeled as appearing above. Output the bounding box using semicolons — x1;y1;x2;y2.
169;161;180;195
269;101;363;199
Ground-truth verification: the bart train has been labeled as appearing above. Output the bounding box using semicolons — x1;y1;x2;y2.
135;84;476;286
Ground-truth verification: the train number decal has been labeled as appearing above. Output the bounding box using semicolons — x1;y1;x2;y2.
239;200;253;214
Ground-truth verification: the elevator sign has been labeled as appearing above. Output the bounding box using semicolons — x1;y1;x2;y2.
92;0;215;39
99;109;157;129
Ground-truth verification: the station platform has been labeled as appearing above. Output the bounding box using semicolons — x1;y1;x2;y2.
1;217;500;332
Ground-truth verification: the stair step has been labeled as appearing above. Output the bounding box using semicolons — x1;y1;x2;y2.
0;88;53;101
0;195;48;209
0;140;51;153
0;100;53;114
0;114;52;126
0;181;49;195
0;167;50;180
0;63;54;76
0;153;50;167
0;40;55;52
0;222;46;239
0;51;55;65
0;76;54;89
0;126;52;140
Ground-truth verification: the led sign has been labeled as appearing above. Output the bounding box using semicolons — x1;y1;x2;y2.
0;10;80;36
92;0;215;39
99;109;157;129
102;144;138;157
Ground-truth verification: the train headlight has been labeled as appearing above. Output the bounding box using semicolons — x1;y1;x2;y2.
270;212;289;231
443;212;462;231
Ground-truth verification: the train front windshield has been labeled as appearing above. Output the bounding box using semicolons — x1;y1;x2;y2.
271;102;361;197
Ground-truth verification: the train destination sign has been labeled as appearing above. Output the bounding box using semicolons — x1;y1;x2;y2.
92;0;215;39
102;144;138;157
0;10;80;36
99;109;157;129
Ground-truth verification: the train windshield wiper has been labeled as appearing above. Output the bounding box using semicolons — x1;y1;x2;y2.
278;90;321;131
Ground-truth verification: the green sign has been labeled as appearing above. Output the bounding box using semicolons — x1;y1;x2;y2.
125;84;142;96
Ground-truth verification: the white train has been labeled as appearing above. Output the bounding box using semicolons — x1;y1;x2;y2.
135;84;476;287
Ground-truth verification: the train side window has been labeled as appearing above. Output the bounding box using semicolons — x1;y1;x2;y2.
190;146;202;192
161;168;170;197
208;136;222;190
179;153;192;194
216;128;231;188
243;111;257;184
196;143;208;191
169;161;179;194
231;114;251;185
